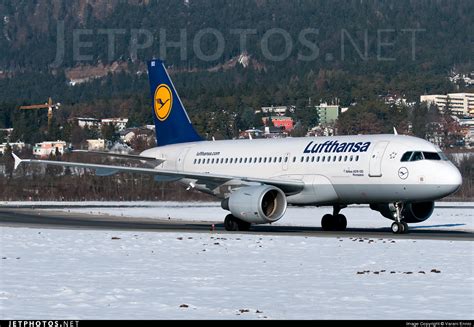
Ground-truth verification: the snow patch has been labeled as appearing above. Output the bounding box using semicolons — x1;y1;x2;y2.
0;227;472;319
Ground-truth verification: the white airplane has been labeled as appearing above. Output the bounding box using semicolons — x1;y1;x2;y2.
13;59;463;234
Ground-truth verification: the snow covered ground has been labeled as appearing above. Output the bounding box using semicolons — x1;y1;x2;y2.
1;226;473;320
0;201;473;319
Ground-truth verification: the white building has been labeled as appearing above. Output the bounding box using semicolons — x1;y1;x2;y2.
33;141;67;158
119;128;154;144
0;142;26;155
257;105;295;116
86;139;106;151
448;93;474;116
459;118;474;146
420;94;448;110
101;118;129;131
74;118;100;129
420;93;474;117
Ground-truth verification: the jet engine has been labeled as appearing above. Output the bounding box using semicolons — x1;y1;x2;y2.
221;185;287;224
370;201;435;223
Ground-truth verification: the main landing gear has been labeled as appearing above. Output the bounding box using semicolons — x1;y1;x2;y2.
224;214;251;232
321;205;347;231
391;202;409;234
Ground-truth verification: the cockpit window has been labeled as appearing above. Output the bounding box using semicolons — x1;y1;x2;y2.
401;152;413;162
411;152;423;161
401;151;447;162
438;152;449;161
423;152;441;160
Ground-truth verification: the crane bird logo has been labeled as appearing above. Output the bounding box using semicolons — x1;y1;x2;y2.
154;84;173;121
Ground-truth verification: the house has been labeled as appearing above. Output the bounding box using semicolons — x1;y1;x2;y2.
239;129;264;139
72;117;101;129
120;128;155;145
0;142;26;155
262;116;294;131
256;105;296;116
101;118;129;131
86;139;106;151
33;141;67;158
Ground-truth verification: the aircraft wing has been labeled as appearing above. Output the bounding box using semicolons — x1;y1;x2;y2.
12;154;304;195
71;150;164;163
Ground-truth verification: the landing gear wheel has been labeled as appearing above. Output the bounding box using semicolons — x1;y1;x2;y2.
224;214;251;232
224;214;239;231
334;214;347;231
391;222;407;234
391;222;400;234
321;214;334;231
401;221;409;234
237;220;251;232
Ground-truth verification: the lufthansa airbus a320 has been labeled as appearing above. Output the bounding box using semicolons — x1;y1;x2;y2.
14;59;462;234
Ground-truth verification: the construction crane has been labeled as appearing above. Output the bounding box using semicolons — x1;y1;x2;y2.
19;97;61;130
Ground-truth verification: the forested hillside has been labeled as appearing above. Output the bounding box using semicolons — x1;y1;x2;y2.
0;0;473;135
0;0;473;200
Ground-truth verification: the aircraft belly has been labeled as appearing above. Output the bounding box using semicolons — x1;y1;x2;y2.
332;183;454;203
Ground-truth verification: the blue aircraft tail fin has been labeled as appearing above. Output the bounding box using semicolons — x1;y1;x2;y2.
147;59;203;147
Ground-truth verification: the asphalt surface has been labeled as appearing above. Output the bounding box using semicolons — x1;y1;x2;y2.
0;207;472;241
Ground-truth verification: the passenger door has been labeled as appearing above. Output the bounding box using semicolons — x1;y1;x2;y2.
369;141;389;177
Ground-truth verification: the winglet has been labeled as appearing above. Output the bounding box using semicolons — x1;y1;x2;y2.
393;127;398;135
12;153;23;170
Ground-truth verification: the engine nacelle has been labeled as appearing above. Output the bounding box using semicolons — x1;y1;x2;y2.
370;201;435;223
221;185;287;224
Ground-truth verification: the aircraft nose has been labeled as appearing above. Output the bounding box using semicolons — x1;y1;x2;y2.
444;163;462;194
450;165;463;192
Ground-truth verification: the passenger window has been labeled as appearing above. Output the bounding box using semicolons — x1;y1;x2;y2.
316;156;320;162
263;157;267;163
311;156;315;162
344;155;347;162
355;155;359;161
339;156;342;162
322;156;326;162
279;157;282;163
401;152;413;162
225;158;228;164
306;157;310;163
411;152;423;161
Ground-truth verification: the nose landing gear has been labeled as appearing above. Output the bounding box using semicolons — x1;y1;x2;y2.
391;202;409;234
